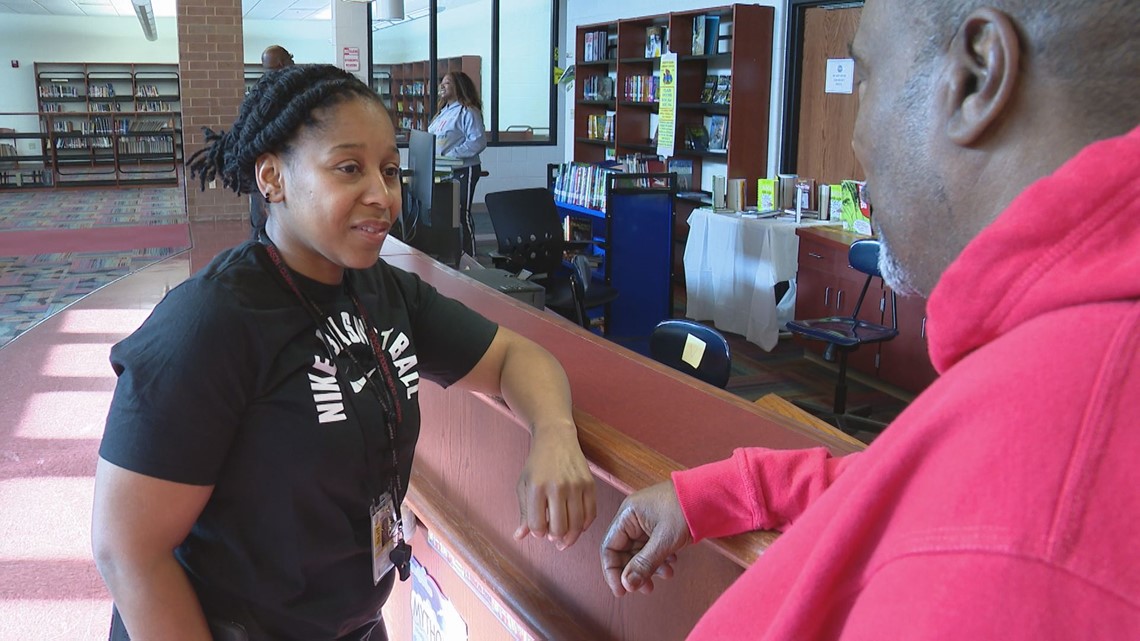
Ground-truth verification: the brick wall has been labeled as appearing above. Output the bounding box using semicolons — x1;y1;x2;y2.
177;0;247;221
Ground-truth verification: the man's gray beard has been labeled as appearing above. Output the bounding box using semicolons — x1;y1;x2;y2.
878;234;921;297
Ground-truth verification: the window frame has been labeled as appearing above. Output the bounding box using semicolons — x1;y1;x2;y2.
371;0;560;148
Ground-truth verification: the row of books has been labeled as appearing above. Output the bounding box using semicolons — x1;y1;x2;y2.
684;114;729;152
398;81;428;96
691;14;724;56
700;75;732;104
394;100;427;114
586;113;615;142
622;74;660;103
552;161;617;213
581;76;614;101
396;116;427;131
135;85;172;98
88;83;117;97
118;137;175;154
582;29;612;62
138;101;175;112
38;86;80;98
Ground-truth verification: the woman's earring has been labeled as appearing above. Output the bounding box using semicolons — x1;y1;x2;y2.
263;192;270;202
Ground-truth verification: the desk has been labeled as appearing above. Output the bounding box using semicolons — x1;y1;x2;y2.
374;238;860;640
684;207;840;350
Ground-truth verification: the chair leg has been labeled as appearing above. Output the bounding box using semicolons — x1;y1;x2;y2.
833;350;849;415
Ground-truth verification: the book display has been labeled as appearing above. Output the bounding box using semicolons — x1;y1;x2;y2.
1;62;184;190
573;5;774;282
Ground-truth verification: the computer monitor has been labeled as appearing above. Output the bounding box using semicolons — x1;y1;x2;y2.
407;128;436;225
403;128;461;266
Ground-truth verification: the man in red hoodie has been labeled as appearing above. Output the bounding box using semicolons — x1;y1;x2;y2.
601;0;1140;638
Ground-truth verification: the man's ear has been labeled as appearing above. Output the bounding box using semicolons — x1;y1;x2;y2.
942;8;1021;145
255;152;284;202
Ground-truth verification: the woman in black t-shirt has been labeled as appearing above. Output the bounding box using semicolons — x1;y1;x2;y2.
93;65;596;641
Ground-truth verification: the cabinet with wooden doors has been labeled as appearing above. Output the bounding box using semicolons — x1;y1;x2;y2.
794;227;939;395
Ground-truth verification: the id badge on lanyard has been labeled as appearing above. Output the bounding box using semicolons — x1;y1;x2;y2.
370;492;401;584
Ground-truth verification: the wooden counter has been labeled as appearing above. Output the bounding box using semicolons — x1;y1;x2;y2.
377;239;862;640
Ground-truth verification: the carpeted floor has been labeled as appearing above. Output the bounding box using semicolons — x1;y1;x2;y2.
0;187;188;348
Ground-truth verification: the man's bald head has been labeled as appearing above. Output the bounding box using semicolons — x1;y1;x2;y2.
912;0;1138;134
261;46;295;71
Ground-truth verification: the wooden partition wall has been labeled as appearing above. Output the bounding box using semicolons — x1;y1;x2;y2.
375;239;863;640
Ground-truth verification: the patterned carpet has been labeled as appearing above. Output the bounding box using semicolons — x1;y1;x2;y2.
0;187;188;348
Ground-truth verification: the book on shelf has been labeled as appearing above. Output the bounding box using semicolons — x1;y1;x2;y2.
713;75;732;105
678;190;713;205
583;75;614;101
586;112;615;141
685;124;709;151
667;158;694;191
703;15;721;55
564;216;594;242
700;75;717;103
691;15;706;56
645;26;666;57
706;114;728;151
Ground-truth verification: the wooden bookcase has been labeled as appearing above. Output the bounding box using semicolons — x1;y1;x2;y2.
573;4;774;282
389;55;481;142
15;62;182;189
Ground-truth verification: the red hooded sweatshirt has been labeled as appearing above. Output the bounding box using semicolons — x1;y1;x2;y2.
673;126;1140;639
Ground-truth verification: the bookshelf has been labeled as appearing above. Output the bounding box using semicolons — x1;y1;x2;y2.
0;62;183;190
573;5;774;282
549;163;677;350
389;55;480;143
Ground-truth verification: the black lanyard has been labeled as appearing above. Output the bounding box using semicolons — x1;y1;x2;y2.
259;241;406;515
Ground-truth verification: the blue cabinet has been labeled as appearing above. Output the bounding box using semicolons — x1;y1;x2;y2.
550;167;677;352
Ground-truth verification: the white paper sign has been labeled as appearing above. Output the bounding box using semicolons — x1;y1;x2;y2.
343;46;361;72
825;58;854;94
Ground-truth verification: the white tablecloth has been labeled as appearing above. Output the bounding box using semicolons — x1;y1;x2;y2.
683;208;840;351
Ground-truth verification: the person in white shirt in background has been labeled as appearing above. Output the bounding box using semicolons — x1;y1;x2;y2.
427;71;487;257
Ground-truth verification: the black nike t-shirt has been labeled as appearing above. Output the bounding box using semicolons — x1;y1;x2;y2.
100;241;498;640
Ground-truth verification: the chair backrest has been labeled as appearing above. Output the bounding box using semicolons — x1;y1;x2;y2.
484;188;566;275
649;319;732;388
848;238;882;277
846;238;897;331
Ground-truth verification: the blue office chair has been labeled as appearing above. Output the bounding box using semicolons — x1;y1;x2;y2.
649;319;732;388
785;238;898;433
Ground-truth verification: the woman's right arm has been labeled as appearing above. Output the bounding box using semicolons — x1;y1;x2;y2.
92;458;216;641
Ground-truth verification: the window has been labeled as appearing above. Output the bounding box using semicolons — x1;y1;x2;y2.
371;0;558;145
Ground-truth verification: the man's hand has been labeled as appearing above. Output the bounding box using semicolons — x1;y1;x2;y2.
600;480;691;597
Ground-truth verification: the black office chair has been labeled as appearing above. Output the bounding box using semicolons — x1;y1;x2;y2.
785;238;898;433
484;188;619;330
649;319;732;388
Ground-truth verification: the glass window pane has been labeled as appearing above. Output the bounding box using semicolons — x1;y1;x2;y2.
436;0;492;134
372;9;433;143
498;0;554;142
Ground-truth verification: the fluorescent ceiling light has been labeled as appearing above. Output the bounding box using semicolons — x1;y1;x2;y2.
131;0;157;41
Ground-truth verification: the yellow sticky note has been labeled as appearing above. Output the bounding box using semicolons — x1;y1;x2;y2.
681;334;707;370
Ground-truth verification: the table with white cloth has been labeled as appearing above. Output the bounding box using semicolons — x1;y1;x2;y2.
683;207;841;351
